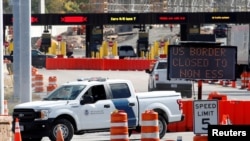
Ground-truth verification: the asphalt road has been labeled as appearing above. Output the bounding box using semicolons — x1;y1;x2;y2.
42;131;195;141
37;69;250;100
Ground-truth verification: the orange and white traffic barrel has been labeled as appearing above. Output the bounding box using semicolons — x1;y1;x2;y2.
47;76;57;94
110;110;129;141
48;76;57;85
231;81;236;88
34;74;44;92
193;135;208;141
241;71;248;89
47;84;57;94
141;110;160;141
31;67;38;87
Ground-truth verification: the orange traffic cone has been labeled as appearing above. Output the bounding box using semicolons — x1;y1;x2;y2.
226;115;232;125
56;125;64;141
14;118;22;141
220;114;232;125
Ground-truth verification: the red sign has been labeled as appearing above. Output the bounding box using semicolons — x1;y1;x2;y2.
157;14;187;23
108;41;114;47
31;16;39;23
4;42;9;47
60;16;88;23
159;16;186;21
160;41;165;47
57;35;62;41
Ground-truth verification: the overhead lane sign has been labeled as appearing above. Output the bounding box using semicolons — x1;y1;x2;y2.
3;12;250;25
157;13;187;23
204;12;236;23
107;14;140;24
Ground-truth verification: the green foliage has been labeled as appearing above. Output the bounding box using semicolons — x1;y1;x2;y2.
3;0;91;14
31;0;40;13
64;1;81;13
3;0;12;13
46;0;65;13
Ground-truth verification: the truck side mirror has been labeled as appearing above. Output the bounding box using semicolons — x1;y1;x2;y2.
80;95;94;105
145;69;151;74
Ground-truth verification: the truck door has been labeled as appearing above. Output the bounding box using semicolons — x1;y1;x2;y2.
79;85;115;129
109;83;139;127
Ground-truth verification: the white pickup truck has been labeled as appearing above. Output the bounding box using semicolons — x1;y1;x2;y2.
146;58;193;98
12;77;184;141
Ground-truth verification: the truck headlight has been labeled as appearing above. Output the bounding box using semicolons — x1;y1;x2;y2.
35;109;50;120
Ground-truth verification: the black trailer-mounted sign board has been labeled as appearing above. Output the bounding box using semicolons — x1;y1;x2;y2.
167;42;237;80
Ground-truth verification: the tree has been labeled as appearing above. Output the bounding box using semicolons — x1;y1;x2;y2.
31;0;40;13
46;0;65;13
2;0;91;14
64;1;81;13
3;0;12;13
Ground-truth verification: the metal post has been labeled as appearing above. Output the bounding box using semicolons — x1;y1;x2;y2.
20;0;32;102
198;80;202;100
13;0;21;100
0;0;4;114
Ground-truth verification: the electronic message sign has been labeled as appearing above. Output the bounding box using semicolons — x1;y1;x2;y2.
53;14;89;25
107;14;140;24
167;44;237;80
204;13;236;23
157;14;187;24
3;12;250;25
3;14;43;25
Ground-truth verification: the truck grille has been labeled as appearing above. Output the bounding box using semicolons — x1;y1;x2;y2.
13;109;39;122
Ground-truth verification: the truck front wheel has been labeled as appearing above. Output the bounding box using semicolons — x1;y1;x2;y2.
158;115;167;139
49;119;74;141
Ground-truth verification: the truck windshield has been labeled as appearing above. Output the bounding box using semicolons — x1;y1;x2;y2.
44;85;86;100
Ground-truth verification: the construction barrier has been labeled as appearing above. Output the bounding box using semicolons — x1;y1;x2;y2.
47;76;58;94
220;114;232;125
240;71;248;89
167;99;193;132
31;67;38;87
193;135;208;141
34;74;44;92
14;118;22;141
168;95;250;132
48;76;57;85
0;116;12;141
231;81;236;88
141;110;160;141
47;85;57;94
46;58;156;70
110;110;129;141
207;91;227;100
